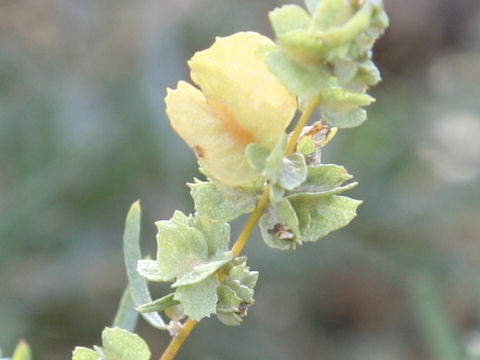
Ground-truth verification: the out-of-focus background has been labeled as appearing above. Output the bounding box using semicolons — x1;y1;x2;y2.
1;0;479;359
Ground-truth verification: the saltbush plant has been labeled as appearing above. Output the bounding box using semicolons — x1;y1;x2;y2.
1;0;388;359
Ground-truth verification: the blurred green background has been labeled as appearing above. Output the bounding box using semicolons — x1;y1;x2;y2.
1;0;480;359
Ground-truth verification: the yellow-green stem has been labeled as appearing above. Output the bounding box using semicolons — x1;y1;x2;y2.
159;319;197;360
158;99;318;360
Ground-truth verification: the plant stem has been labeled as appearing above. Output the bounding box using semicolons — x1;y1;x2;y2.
158;98;319;360
285;98;319;155
159;319;197;360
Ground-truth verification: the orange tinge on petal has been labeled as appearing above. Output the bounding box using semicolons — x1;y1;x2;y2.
165;32;297;187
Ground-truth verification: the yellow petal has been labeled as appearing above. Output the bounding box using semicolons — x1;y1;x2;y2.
189;32;297;149
165;81;261;187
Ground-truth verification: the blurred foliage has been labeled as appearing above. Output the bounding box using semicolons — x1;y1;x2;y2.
0;0;480;359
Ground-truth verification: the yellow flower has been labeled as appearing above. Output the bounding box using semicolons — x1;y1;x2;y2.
165;32;297;187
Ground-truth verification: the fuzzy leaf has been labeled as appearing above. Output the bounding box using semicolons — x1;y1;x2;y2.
263;133;288;179
136;260;166;282
291;195;362;242
321;107;367;128
136;294;179;314
186;216;231;255
315;4;373;45
289;164;354;194
269;184;285;204
260;45;335;99
217;285;242;310
72;348;100;360
189;180;256;223
245;143;270;173
310;0;355;32
319;88;375;112
12;342;31;360
172;252;234;287
102;328;150;360
174;275;219;321
259;199;301;250
123;202;166;329
155;215;208;281
112;287;138;332
279;153;308;191
269;5;311;36
216;312;243;326
297;136;316;155
288;182;358;201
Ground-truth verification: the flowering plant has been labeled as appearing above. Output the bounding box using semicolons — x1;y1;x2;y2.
1;1;388;359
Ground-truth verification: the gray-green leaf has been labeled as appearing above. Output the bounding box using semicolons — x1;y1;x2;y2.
101;328;150;360
174;275;219;321
189;180;256;223
136;293;179;314
72;347;100;360
279;153;308;191
290;195;362;242
259;200;301;250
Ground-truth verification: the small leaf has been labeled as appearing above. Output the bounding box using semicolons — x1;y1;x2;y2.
245;143;270;173
263;133;288;179
290;195;362;242
72;347;100;360
321;107;367;128
297;136;316;155
136;260;168;282
123;202;167;329
189;180;256;222
216;312;243;326
136;294;179;314
269;5;311;37
260;45;335;99
310;0;355;32
102;328;150;360
319;88;375;112
187;217;231;255
278;153;308;191
12;341;31;360
288;164;355;196
288;182;358;201
112;287;138;332
259;199;301;250
217;285;242;311
172;252;234;287
155;215;208;281
174;275;219;321
315;4;373;46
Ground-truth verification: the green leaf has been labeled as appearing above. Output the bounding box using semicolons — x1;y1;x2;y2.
263;133;288;179
217;285;242;311
315;4;373;45
216;312;243;327
112;287;138;332
268;184;285;204
259;199;301;250
319;88;375;111
102;328;150;360
186;217;230;256
136;260;166;282
289;164;354;194
12;341;31;360
172;252;234;287
321;107;367;128
290;195;362;242
310;0;355;32
174;275;219;321
155;214;208;281
72;347;100;360
260;45;335;99
189;180;256;222
123;202;167;330
297;136;316;155
269;5;311;36
278;153;308;191
245;143;270;173
288;182;358;201
136;294;179;314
